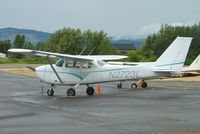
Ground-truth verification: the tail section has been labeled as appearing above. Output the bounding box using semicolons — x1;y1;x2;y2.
155;37;192;72
188;54;200;69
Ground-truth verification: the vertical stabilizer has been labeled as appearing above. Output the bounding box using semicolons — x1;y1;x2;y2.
156;37;192;71
188;54;200;69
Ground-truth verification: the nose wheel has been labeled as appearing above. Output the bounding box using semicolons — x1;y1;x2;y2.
47;88;54;96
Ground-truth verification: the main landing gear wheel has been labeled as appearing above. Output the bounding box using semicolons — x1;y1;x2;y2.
47;88;54;96
86;87;94;96
117;83;122;89
141;81;147;88
67;88;76;96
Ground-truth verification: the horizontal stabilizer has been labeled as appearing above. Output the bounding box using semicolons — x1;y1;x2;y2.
153;69;178;73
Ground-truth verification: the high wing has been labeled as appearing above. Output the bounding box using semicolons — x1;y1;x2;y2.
8;49;128;61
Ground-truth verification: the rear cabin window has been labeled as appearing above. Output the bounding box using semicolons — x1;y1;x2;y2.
65;60;75;68
88;62;96;68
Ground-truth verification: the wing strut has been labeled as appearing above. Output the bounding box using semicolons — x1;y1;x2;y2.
47;56;63;83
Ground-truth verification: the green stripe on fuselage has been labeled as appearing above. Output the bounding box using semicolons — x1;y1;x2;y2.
63;72;84;80
156;61;184;67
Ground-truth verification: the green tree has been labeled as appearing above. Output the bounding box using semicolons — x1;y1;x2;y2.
12;35;26;58
13;35;25;48
0;40;11;54
35;42;46;50
43;27;116;55
23;41;35;49
128;50;143;62
140;23;200;64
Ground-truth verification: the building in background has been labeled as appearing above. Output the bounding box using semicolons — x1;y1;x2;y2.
0;53;6;58
112;43;135;55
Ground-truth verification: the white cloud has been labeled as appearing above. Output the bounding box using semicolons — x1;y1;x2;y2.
135;23;161;38
135;21;197;38
169;21;195;27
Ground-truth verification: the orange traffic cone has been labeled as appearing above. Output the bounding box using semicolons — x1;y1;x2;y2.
97;84;102;95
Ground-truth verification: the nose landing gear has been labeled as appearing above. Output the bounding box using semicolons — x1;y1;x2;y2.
47;85;55;96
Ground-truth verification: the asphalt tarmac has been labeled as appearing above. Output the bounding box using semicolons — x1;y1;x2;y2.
0;72;200;134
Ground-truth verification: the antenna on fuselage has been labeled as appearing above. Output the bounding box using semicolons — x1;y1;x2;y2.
79;46;87;56
140;54;147;63
88;47;96;56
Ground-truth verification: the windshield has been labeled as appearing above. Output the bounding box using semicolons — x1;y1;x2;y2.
97;60;106;66
55;59;64;67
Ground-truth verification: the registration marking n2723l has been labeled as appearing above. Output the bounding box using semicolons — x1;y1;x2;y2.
109;70;138;79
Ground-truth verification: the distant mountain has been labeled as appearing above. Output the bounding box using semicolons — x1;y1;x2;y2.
0;27;51;44
132;38;145;49
109;36;145;49
0;27;146;48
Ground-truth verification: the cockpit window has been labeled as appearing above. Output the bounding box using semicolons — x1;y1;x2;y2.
63;60;97;68
97;60;106;66
56;59;64;67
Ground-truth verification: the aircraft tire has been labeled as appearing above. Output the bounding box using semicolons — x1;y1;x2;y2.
131;83;137;89
47;88;54;96
117;83;122;89
86;87;94;96
67;88;76;96
141;82;147;88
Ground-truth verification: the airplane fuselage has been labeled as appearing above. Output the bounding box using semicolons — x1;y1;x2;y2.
35;63;169;85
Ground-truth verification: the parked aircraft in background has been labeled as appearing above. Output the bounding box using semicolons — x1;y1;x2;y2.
180;54;200;77
8;37;192;96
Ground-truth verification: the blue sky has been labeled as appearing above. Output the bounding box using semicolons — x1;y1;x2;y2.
0;0;199;38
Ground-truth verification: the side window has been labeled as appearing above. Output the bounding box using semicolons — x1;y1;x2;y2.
64;60;97;68
82;61;89;68
65;60;75;68
56;59;64;67
75;61;81;68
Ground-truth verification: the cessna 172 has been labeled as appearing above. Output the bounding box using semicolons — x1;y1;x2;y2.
8;37;192;96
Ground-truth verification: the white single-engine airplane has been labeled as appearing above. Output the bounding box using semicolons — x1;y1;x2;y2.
8;37;192;96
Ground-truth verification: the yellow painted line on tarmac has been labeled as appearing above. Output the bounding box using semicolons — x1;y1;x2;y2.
67;96;77;99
